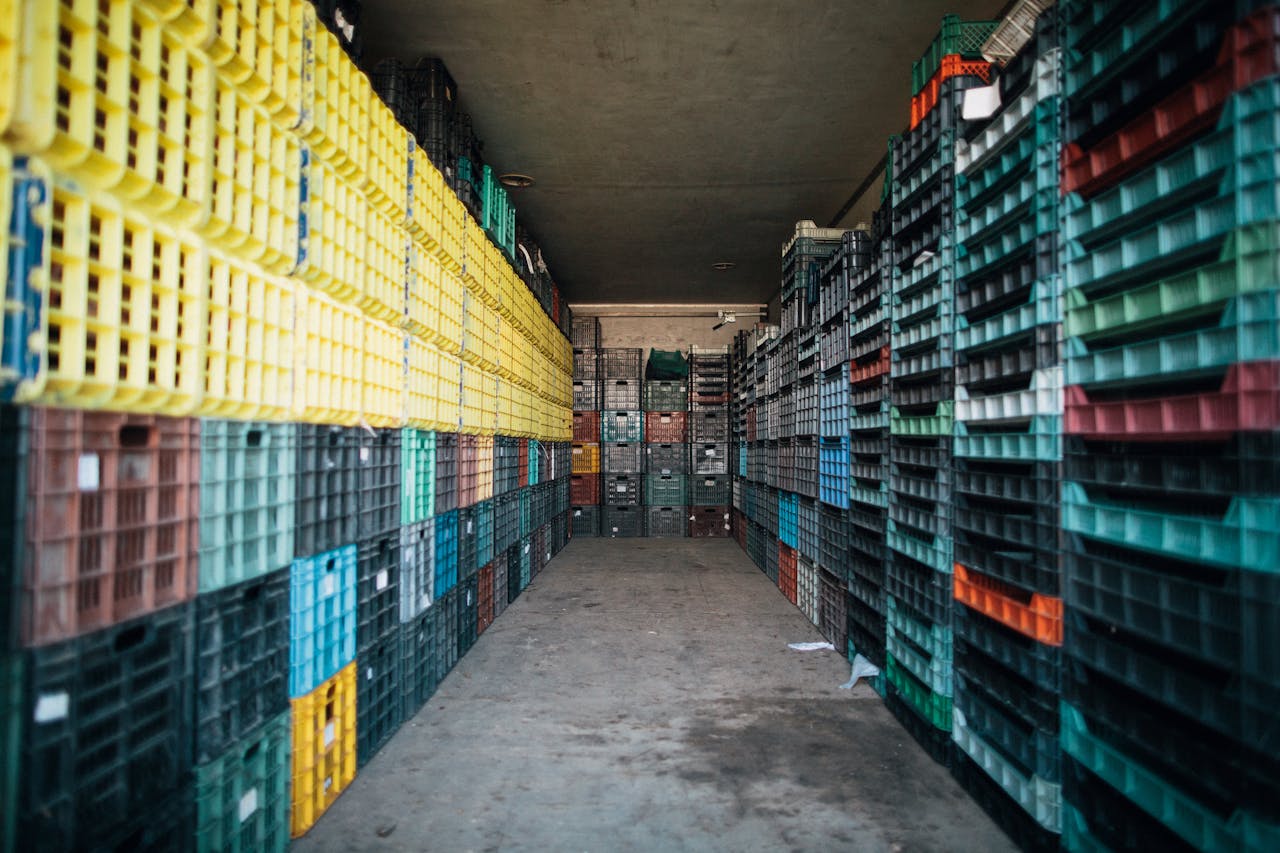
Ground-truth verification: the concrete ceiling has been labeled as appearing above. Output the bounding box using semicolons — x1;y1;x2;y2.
362;0;1007;304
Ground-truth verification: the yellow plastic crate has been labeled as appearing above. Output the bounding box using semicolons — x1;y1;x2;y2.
0;0;16;135
295;149;366;305
361;203;405;323
475;434;494;498
7;161;206;412
405;240;441;341
436;269;464;355
494;376;511;434
436;347;461;429
481;240;504;309
461;215;486;293
293;285;362;425
570;440;599;473
364;98;408;217
8;0;215;225
198;77;300;274
460;289;484;367
408;333;456;432
200;248;294;421
437;190;465;274
362;316;403;428
297;25;369;182
459;360;487;435
407;144;442;249
495;316;518;381
0;144;9;387
290;661;357;838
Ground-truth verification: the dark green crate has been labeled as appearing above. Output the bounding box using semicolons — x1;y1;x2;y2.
645;474;688;505
194;711;290;853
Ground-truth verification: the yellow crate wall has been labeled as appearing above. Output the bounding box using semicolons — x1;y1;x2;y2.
191;0;306;128
436;348;462;430
298;25;369;181
0;1;15;136
406;333;442;431
436;269;464;355
294;286;362;425
406;145;442;249
364;99;408;217
362;317;403;427
362;203;405;322
290;661;357;838
438;192;465;274
406;241;441;341
295;150;367;303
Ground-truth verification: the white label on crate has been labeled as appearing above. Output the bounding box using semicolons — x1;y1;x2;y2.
616;484;627;494
661;416;670;423
324;721;336;748
324;775;334;792
34;692;69;723
238;788;259;823
376;570;388;591
705;480;714;487
322;573;337;598
360;446;370;462
573;509;581;517
467;520;473;534
524;544;530;554
467;590;473;606
367;666;374;680
77;454;99;491
705;449;715;456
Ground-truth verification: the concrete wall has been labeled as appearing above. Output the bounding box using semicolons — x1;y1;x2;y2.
569;304;771;365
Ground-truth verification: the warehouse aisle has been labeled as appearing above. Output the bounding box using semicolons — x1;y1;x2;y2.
295;539;1015;853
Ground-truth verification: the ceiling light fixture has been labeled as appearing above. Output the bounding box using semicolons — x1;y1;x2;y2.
498;173;535;188
711;261;735;271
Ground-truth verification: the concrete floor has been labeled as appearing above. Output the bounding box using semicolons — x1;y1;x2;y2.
295;538;1018;853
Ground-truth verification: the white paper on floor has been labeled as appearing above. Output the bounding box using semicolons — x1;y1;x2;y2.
788;641;835;652
839;654;881;690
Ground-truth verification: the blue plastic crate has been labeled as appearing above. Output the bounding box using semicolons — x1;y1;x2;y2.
819;437;851;509
778;491;800;548
434;509;459;597
820;374;851;438
289;545;357;698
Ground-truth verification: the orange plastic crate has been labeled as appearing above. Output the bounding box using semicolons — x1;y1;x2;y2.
909;55;993;130
952;563;1063;646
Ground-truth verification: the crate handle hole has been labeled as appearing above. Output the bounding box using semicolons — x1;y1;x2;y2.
326;558;336;572
243;741;261;761
113;624;147;652
246;429;263;448
243;582;263;602
118;425;151;448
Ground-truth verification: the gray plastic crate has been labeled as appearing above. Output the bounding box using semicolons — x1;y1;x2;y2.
571;316;601;349
646;506;688;538
645;442;688;474
603;473;642;506
601;348;643;379
573;380;600;410
688;408;730;442
603;505;644;537
691;474;731;506
643;380;688;411
571;505;601;537
573;348;599;379
602;441;643;473
603;379;642;410
692;442;729;474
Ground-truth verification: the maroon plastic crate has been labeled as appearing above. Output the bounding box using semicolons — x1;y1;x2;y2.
20;408;200;647
572;411;600;442
570;474;600;505
689;505;731;538
644;411;686;443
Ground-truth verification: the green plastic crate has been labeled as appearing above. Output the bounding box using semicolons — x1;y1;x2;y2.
1;654;19;853
194;711;291;853
402;428;437;525
953;416;1063;463
886;654;953;731
911;14;999;96
890;403;954;437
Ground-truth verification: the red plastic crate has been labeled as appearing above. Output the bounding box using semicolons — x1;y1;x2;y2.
21;408;199;646
734;510;748;549
689;505;730;538
517;440;529;487
953;563;1062;646
572;411;600;442
851;346;891;385
779;543;798;604
1063;8;1280;197
746;406;757;441
477;563;494;634
909;54;992;130
569;474;600;505
1064;362;1280;441
644;411;687;444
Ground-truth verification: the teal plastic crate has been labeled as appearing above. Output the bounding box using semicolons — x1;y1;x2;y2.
1060;701;1280;853
1;654;18;853
911;14;999;96
890;403;954;437
957;177;1058;249
194;711;291;853
1062;482;1280;574
956;215;1047;281
955;278;1062;352
199;421;295;593
886;520;954;575
953;708;1061;833
886;653;953;731
886;624;954;697
954;416;1062;462
402;428;437;525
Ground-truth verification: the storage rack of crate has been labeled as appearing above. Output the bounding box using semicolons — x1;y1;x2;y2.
645;365;690;539
1056;3;1280;851
688;346;732;538
598;348;646;537
570;316;603;537
0;2;574;847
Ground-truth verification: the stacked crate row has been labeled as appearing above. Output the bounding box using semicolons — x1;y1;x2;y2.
688;347;733;538
645;375;691;538
1057;2;1280;851
570;340;647;536
0;1;573;849
570;317;605;536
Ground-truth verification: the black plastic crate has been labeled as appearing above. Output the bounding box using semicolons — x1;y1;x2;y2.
884;676;953;768
435;433;459;514
646;506;687;538
399;606;438;721
457;505;478;578
358;429;401;538
692;442;729;474
690;474;731;506
643;380;688;411
493;492;520;552
953;605;1059;696
356;632;401;767
1064;433;1280;500
846;591;887;667
819;569;847;650
688;409;730;442
603;441;643;473
689;505;730;537
646;442;688;474
295;425;360;558
600;348;643;379
506;545;524;603
493;436;520;495
571;505;601;537
357;532;400;655
571;316;600;349
432;588;459;681
572;379;600;410
573;348;599;379
818;506;849;577
950;748;1059;853
603;505;644;537
794;437;819;498
603;379;643;410
20;604;195;852
955;672;1061;783
953;497;1060;595
645;474;688;506
456;575;478;658
603;474;642;506
884;552;950;626
1062;757;1199;853
195;569;289;764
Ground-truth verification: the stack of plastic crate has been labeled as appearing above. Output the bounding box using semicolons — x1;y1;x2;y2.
689;346;732;536
601;348;645;537
1058;3;1280;851
730;330;755;540
645;370;689;538
948;10;1065;848
571;322;601;536
884;17;995;764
